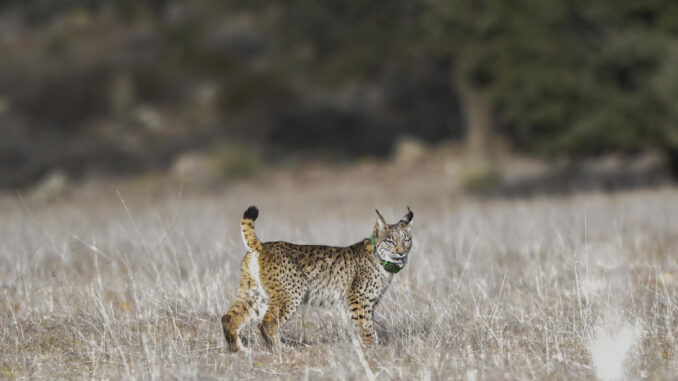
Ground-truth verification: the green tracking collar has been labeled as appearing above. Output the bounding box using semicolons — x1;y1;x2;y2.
381;260;403;273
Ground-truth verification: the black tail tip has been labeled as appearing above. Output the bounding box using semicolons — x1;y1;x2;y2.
243;206;259;220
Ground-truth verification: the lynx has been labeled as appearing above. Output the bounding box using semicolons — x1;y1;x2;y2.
221;206;414;352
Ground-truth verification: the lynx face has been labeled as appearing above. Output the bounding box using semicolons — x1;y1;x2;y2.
373;208;413;270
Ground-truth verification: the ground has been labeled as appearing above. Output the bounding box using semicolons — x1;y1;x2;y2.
1;158;677;380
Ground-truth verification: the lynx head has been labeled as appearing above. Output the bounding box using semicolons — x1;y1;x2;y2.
373;207;413;271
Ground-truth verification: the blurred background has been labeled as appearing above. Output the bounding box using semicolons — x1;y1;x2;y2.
2;0;678;197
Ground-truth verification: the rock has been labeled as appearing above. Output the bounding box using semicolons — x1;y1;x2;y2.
29;170;69;203
171;152;216;185
392;137;427;165
134;106;164;132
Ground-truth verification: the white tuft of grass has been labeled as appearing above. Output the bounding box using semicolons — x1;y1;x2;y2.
589;323;640;381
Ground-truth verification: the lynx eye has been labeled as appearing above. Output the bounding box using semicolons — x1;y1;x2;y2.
404;238;411;244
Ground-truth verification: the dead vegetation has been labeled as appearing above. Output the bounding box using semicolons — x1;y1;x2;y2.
1;169;678;379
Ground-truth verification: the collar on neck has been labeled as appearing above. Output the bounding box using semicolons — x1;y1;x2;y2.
369;234;403;274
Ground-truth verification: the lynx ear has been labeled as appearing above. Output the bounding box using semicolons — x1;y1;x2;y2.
374;209;388;234
400;206;414;225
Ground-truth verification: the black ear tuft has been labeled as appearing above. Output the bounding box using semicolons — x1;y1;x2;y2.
375;209;388;230
243;206;259;221
375;209;384;219
402;206;413;223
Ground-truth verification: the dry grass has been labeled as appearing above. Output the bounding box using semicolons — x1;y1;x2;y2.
1;168;678;380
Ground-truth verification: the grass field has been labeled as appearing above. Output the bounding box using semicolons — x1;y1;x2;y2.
1;166;678;380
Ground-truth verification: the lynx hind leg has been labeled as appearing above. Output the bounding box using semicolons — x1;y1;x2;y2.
259;291;303;350
221;252;268;352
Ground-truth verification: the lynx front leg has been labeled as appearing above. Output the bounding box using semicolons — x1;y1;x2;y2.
347;293;377;346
